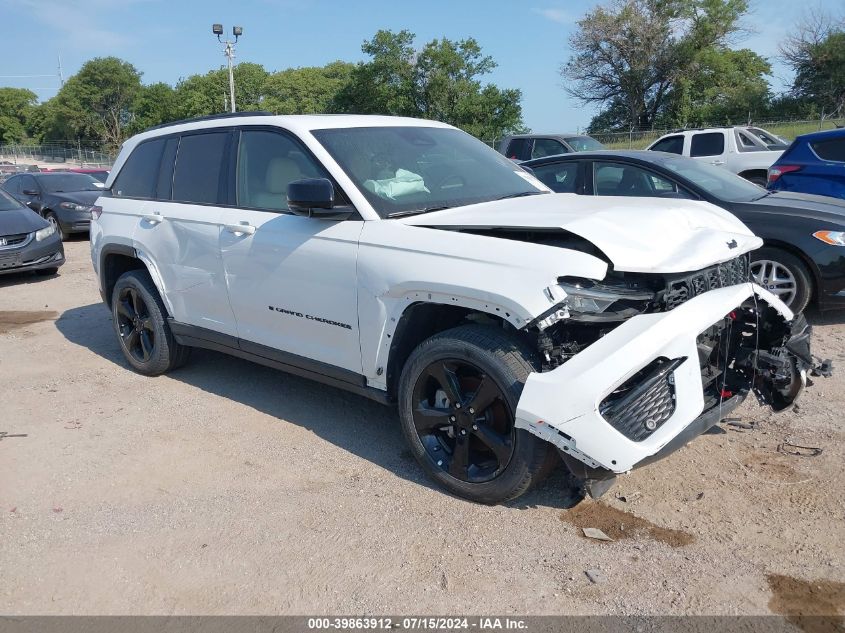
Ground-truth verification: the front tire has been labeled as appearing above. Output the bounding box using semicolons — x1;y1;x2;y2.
398;324;553;504
111;269;190;376
44;211;69;241
751;247;813;313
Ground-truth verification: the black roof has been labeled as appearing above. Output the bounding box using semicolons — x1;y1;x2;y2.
145;111;274;132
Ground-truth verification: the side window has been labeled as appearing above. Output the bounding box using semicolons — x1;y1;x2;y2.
531;162;578;193
20;175;38;193
236;129;325;211
505;138;532;161
811;138;845;162
113;139;166;199
690;133;725;157
4;176;20;194
155;137;178;200
531;138;567;159
650;135;684;154
736;131;761;152
172;132;230;205
593;162;680;197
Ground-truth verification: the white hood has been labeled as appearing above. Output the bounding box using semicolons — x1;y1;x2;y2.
400;193;762;274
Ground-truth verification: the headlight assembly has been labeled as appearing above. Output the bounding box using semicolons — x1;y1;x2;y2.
558;277;655;322
812;230;845;246
59;202;92;212
35;224;56;241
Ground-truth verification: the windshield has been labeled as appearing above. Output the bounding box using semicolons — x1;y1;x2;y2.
564;136;605;152
654;154;767;202
311;126;548;217
41;174;101;192
0;189;23;211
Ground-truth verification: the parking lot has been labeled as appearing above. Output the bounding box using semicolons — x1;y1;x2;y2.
1;238;844;617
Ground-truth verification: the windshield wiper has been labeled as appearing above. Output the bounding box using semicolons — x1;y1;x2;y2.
387;205;451;218
495;191;547;201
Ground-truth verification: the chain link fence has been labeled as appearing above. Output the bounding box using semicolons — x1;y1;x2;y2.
0;142;115;171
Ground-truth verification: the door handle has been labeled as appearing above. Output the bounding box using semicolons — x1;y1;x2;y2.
711;160;725;166
142;213;163;225
224;222;256;236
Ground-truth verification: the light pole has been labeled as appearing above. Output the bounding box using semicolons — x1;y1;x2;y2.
212;24;243;113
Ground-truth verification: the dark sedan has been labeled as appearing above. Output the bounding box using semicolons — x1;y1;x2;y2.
0;188;64;276
523;150;845;312
1;172;103;240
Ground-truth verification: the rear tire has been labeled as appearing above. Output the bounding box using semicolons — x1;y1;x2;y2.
745;175;768;187
751;247;813;313
111;269;191;376
397;324;554;504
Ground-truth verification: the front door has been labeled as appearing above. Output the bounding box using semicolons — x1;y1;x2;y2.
219;128;363;374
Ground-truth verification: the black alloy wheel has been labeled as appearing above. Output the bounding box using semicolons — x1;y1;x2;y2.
116;286;156;363
110;269;190;375
412;358;516;483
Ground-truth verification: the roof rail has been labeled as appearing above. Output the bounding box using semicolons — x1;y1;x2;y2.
145;111;274;132
667;125;744;133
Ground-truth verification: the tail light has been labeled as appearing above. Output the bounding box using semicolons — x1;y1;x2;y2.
767;165;801;184
91;205;103;220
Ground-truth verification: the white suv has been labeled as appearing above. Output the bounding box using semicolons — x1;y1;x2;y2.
90;113;823;504
647;126;787;186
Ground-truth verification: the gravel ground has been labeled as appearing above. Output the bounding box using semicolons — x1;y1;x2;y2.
1;239;844;618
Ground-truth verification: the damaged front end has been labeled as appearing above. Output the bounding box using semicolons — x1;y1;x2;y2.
515;256;831;498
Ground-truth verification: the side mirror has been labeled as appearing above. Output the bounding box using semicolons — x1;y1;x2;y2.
287;178;354;220
22;189;39;196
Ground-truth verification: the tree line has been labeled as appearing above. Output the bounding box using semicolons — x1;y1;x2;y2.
1;3;842;149
562;0;845;133
0;30;525;150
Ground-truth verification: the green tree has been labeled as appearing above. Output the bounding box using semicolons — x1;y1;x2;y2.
174;62;268;118
128;82;179;134
336;30;417;116
39;57;142;147
337;30;525;140
563;0;753;130
781;11;845;119
0;88;38;143
667;48;771;126
262;61;354;114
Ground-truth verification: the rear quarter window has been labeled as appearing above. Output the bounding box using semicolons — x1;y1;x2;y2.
113;139;166;199
811;138;845;162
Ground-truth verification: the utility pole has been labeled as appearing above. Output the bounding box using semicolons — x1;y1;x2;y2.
57;55;64;86
212;24;243;113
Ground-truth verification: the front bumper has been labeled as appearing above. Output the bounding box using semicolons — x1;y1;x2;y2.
55;208;92;233
0;234;65;275
515;283;820;478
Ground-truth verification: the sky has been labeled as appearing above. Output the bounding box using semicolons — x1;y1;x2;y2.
0;0;821;132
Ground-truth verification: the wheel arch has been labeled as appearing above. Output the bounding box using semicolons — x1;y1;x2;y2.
753;239;820;303
385;301;521;400
738;168;768;183
100;245;169;313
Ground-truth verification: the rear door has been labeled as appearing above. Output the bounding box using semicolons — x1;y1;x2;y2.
219;127;363;373
809;137;845;198
115;130;238;336
689;132;727;168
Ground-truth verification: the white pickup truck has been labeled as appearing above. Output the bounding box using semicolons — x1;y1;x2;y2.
647;126;786;186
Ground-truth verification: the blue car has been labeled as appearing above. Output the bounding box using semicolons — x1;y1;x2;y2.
767;128;845;199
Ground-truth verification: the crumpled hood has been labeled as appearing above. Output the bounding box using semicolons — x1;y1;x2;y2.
50;190;101;206
400;193;762;273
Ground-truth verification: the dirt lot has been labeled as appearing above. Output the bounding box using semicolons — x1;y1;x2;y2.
1;239;844;618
